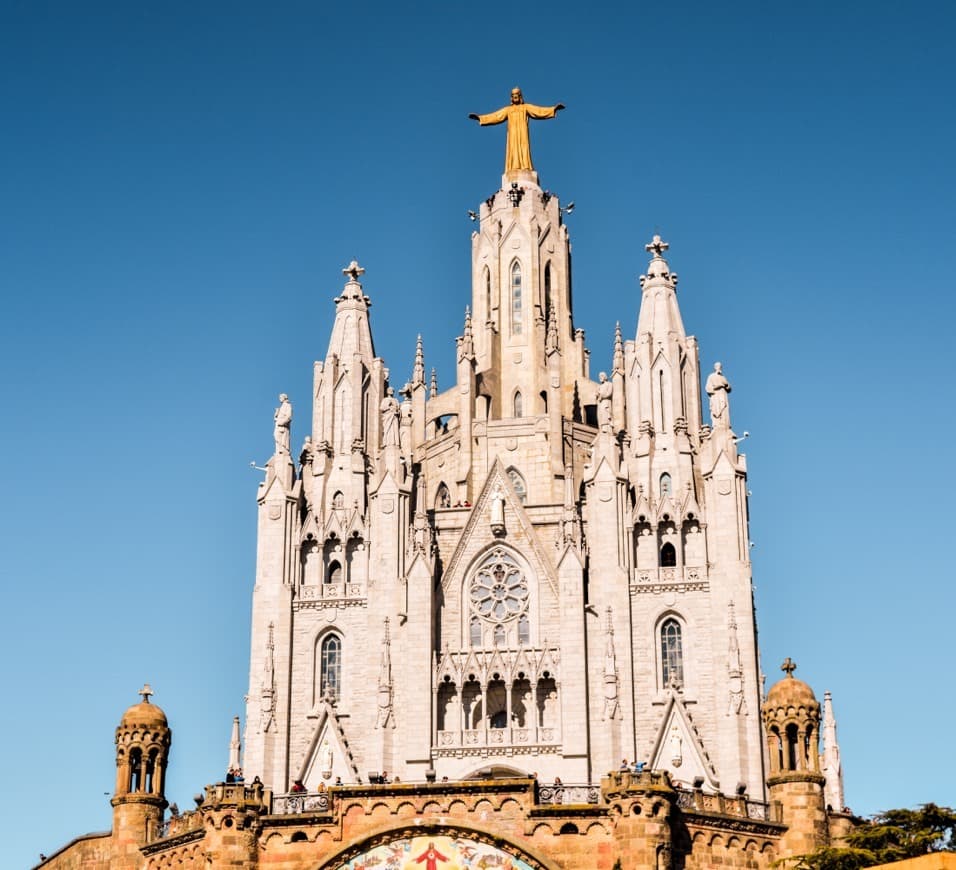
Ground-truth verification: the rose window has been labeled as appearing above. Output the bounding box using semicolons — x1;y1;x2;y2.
470;548;528;622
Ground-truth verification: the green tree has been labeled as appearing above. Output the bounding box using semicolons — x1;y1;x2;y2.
788;805;956;870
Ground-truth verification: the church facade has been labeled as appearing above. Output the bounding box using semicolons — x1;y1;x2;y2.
38;142;853;870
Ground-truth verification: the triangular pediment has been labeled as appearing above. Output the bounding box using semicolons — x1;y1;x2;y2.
647;693;719;792
299;702;360;788
441;458;556;597
703;449;737;480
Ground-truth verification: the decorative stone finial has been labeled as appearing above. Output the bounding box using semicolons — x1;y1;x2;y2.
781;657;797;677
138;683;153;703
645;234;669;258
343;260;365;281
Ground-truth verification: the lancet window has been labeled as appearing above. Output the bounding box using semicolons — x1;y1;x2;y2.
513;391;523;417
544;261;552;325
660;473;672;498
319;634;342;701
511;261;522;335
660;617;684;688
660;542;677;567
507;468;527;504
484;266;491;319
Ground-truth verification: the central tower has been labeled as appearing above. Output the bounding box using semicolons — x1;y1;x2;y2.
242;98;767;799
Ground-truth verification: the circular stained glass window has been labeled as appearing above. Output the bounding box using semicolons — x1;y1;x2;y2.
470;548;529;623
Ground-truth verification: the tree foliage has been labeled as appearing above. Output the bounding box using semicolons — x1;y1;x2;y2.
790;804;956;870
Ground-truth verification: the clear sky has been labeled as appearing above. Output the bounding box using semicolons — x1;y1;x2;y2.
2;1;954;865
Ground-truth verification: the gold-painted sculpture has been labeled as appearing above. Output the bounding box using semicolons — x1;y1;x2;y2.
469;87;565;174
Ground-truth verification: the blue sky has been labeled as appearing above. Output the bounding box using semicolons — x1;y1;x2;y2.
2;1;954;865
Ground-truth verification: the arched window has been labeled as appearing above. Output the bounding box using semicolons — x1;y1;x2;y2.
470;617;482;647
494;624;506;646
660;473;672;498
540;390;548;413
320;634;342;701
518;614;530;645
660;542;676;567
511;261;522;335
484;266;491;318
326;560;342;585
129;747;142;793
660;618;684;688
332;491;344;509
513;391;523;417
507;468;527;504
544;261;552;325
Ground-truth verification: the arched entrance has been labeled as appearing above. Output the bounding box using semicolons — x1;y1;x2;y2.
321;822;560;870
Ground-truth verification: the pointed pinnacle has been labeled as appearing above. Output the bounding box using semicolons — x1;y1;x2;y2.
413;334;425;385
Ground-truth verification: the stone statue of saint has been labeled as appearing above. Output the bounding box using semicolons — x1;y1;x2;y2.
705;363;731;427
490;485;505;530
469;87;565;174
273;393;292;455
597;372;613;431
380;387;400;447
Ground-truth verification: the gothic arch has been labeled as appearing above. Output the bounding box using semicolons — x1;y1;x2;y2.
317;820;563;870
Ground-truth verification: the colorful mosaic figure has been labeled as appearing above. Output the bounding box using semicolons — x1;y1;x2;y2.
413;841;449;869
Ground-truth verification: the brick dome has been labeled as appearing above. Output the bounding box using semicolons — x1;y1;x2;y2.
119;685;168;728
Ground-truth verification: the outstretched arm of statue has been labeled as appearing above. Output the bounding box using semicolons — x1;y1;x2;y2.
474;107;509;126
468;113;479;121
524;103;562;120
556;103;566;111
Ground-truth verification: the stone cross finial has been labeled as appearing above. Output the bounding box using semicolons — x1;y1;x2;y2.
781;657;797;677
343;260;365;281
139;683;153;703
645;234;669;258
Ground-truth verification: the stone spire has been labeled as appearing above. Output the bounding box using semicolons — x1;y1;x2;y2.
228;715;241;773
429;367;438;399
413;334;425;386
636;234;686;342
821;691;844;811
458;307;475;361
327;260;376;363
612;322;624;374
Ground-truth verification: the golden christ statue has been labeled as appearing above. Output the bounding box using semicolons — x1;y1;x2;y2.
469;87;565;174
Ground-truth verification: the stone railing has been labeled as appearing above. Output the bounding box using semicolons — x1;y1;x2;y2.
436;726;559;752
297;582;365;604
676;787;771;821
272;791;332;814
155;810;202;841
538;784;601;806
632;566;707;587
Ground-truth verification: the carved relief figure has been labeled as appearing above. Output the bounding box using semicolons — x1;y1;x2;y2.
273;393;292;455
597;371;613;431
490;485;505;531
669;725;683;767
380;387;400;447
